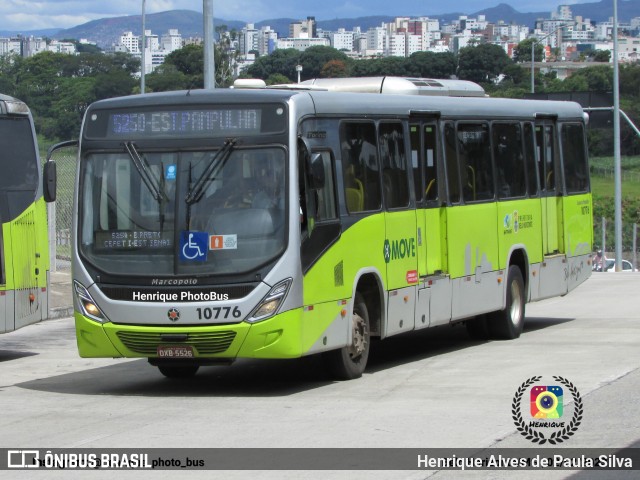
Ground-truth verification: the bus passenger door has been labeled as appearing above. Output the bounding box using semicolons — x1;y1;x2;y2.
380;122;418;337
410;119;446;272
536;120;563;255
536;119;568;298
0;210;9;332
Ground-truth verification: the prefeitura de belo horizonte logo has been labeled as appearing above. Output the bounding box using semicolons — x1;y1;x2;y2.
512;375;583;444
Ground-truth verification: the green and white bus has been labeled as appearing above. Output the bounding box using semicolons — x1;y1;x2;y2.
1;94;56;333
59;77;592;378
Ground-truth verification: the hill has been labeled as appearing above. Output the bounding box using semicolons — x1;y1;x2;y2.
8;1;634;49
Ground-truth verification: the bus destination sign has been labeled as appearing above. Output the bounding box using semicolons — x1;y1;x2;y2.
107;108;262;138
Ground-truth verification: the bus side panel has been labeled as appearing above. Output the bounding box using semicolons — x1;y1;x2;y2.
447;203;501;320
13;198;49;330
0;291;11;333
302;214;386;344
303;214;386;306
422;207;445;275
384;209;418;337
563;193;593;291
496;198;543;270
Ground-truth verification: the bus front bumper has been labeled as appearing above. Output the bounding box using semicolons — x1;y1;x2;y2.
74;308;309;361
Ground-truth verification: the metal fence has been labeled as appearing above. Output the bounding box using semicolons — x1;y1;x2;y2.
590;165;640;183
46;146;77;271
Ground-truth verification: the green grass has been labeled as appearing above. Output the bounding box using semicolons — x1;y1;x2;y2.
590;156;640;197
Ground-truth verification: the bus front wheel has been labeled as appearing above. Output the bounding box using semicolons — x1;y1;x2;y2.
488;265;525;339
324;293;370;380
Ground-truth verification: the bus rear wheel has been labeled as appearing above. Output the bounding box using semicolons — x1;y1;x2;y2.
488;265;525;339
158;365;200;378
324;293;370;380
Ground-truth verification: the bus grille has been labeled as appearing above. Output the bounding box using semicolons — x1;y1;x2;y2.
116;330;237;355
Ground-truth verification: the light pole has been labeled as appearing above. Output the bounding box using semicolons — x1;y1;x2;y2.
204;0;215;89
141;0;146;94
613;0;622;270
530;23;567;94
296;64;303;84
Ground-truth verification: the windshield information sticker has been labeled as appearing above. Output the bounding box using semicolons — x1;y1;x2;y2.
95;231;172;251
209;235;237;250
179;231;208;262
165;164;177;180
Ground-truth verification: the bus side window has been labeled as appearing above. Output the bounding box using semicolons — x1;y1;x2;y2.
493;122;526;199
379;122;409;209
523;123;539;196
457;123;494;202
536;124;557;193
561;123;589;194
410;125;423;204
410;122;439;205
313;151;338;221
444;122;460;204
424;124;439;202
340;122;381;213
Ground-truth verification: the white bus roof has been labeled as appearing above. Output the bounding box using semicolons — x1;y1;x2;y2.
300;76;486;97
0;93;30;115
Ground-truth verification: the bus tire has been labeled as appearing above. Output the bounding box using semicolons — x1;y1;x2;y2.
158;365;200;378
323;293;370;380
489;265;525;340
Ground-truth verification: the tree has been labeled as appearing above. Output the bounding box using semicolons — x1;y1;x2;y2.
349;56;407;77
620;63;640;98
145;64;190;92
246;48;301;80
458;43;512;84
5;50;140;139
563;65;612;92
591;50;611;63
405;51;457;78
320;59;348;78
265;73;291;85
165;44;204;78
501;63;527;86
298;46;350;80
513;39;545;64
47;77;94;139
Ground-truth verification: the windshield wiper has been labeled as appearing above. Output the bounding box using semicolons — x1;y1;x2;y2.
185;137;237;205
124;141;165;203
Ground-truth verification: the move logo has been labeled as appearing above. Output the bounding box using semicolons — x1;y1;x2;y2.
383;238;416;264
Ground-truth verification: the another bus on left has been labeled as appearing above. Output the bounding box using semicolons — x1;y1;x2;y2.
0;93;56;333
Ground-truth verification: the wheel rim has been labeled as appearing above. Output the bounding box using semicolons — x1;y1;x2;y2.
509;280;523;327
348;311;368;359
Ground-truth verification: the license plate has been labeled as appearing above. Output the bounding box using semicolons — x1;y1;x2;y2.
157;345;194;358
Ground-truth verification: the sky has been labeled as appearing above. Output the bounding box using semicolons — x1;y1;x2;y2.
1;0;584;32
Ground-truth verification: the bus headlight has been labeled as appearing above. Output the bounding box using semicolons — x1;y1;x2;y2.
74;281;109;324
247;278;292;323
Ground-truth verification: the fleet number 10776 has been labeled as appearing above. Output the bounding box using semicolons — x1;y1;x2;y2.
196;307;242;320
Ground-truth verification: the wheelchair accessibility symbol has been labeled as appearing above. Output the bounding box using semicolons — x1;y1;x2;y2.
179;231;208;262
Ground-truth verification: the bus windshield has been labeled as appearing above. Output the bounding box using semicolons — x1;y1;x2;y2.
0;117;39;219
79;146;286;277
0;117;39;191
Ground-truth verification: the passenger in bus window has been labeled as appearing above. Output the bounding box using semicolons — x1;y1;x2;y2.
252;166;284;210
211;159;250;208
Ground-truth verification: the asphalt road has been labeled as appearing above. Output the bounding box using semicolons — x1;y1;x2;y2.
1;273;639;479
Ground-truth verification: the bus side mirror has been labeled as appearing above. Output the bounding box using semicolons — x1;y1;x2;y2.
308;153;325;190
44;139;78;203
43;161;57;203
